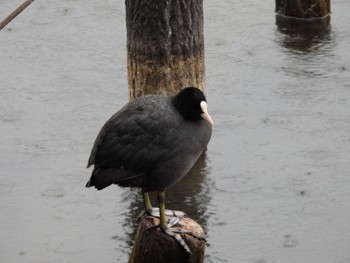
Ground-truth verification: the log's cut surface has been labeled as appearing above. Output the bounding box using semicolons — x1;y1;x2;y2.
129;215;206;263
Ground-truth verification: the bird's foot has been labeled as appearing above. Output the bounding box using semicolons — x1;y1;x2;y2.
146;216;206;254
138;207;186;219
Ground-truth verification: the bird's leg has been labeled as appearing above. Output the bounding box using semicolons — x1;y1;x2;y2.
140;190;186;218
144;191;206;253
157;190;168;229
156;190;206;254
143;191;154;214
138;191;159;218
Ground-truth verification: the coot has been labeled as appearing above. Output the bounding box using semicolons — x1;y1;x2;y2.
86;87;213;252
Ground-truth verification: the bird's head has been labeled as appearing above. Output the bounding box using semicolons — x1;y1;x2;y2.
172;87;214;126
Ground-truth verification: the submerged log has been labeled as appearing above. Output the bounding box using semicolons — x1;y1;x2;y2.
125;0;205;100
275;0;331;18
129;215;205;263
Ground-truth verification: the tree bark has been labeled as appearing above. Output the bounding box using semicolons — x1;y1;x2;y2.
275;0;331;18
128;215;205;263
125;0;205;100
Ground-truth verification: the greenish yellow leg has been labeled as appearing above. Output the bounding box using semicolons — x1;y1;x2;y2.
143;191;153;212
144;190;204;254
157;190;167;229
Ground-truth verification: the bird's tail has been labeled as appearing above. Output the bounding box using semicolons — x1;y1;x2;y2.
86;167;145;190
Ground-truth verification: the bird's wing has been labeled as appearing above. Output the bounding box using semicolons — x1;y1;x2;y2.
87;97;178;178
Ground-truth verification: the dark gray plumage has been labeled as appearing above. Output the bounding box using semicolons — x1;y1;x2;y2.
86;87;213;253
86;87;212;192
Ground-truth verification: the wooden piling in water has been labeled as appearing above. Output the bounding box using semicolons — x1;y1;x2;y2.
275;0;331;18
125;0;205;100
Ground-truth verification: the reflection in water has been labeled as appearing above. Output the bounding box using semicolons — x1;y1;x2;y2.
120;152;212;249
275;14;335;79
275;14;332;53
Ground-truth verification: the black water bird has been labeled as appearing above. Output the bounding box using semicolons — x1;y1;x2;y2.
86;87;213;252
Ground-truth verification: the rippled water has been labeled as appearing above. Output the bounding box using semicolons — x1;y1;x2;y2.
1;1;350;262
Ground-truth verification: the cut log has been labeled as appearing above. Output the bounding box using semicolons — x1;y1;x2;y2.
129;215;206;263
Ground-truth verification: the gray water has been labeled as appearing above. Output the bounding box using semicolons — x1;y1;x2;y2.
1;1;350;262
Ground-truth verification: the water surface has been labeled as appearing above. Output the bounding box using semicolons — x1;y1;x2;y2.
1;1;350;262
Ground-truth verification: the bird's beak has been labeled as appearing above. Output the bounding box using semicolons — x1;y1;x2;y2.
200;101;214;126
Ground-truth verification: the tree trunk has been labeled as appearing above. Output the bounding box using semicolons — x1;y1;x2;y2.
128;215;205;263
275;0;331;18
125;0;205;100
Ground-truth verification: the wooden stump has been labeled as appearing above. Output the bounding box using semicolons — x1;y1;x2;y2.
275;0;331;46
275;0;331;18
125;0;205;100
129;215;206;263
